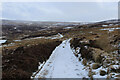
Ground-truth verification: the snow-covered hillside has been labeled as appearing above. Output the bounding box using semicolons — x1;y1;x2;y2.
34;39;88;78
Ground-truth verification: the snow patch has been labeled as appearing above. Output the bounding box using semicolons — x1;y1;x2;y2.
111;65;119;69
29;33;63;40
64;27;73;29
0;40;6;44
100;27;120;32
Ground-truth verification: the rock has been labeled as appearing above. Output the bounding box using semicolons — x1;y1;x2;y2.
102;58;113;68
115;75;120;78
109;65;120;73
82;58;87;66
75;47;80;54
92;63;101;69
74;53;78;57
100;69;107;76
79;57;81;61
91;48;106;63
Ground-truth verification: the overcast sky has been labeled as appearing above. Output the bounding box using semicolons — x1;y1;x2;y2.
2;2;118;22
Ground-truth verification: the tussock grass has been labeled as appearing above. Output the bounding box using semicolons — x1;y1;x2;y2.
2;39;62;80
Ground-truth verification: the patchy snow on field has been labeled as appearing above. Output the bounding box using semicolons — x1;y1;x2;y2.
100;27;120;32
64;27;73;29
35;39;88;78
0;40;6;47
14;40;21;42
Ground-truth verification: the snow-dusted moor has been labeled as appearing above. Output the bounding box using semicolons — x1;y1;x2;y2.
1;2;120;80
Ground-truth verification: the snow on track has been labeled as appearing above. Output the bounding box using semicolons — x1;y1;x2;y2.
35;39;88;78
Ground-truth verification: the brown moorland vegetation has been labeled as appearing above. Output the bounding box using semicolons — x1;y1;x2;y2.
2;39;62;80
